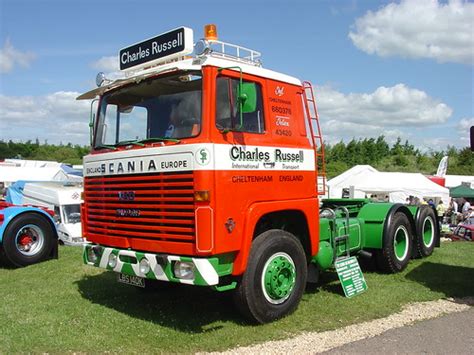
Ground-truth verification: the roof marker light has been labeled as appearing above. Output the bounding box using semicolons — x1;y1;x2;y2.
204;24;218;41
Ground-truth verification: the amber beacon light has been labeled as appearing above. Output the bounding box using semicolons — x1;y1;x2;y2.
204;24;218;41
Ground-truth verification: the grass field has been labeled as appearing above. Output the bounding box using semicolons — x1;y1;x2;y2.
1;242;473;353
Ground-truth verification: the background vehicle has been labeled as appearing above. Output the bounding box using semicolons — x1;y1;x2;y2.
0;201;58;267
79;25;440;323
6;181;85;245
451;217;474;241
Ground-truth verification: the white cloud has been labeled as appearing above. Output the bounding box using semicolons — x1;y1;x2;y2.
315;83;454;147
0;39;36;73
457;117;474;145
321;119;405;146
419;137;453;151
91;55;119;72
458;117;474;130
0;92;91;145
349;0;474;65
317;83;452;127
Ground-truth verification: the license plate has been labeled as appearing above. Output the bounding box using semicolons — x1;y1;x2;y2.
117;273;145;288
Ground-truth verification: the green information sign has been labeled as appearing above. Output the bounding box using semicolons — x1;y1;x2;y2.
335;256;367;298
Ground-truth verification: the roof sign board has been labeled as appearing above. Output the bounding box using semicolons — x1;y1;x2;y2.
119;27;194;71
335;256;367;298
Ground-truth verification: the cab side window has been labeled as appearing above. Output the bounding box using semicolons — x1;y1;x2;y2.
216;77;264;133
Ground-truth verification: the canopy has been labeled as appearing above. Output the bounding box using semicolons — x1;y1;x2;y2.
328;165;450;204
0;166;83;187
449;184;474;198
444;175;474;188
0;160;83;187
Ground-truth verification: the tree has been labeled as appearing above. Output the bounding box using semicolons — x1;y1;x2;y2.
375;135;390;158
391;137;403;156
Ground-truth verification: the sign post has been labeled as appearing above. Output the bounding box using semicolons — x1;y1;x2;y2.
335;256;367;298
119;27;194;71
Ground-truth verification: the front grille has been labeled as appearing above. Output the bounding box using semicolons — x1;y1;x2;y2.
84;172;195;248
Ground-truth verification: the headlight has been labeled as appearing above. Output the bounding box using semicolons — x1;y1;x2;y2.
87;246;102;263
108;253;117;268
139;258;150;274
173;261;195;280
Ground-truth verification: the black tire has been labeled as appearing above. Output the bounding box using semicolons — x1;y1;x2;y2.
0;247;11;266
1;213;55;267
376;212;413;273
414;206;438;257
233;229;307;324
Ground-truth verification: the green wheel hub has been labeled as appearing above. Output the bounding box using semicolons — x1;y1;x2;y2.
394;225;409;261
261;252;296;304
422;217;434;247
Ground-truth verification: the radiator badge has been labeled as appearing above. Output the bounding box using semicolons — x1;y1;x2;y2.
116;209;140;217
118;191;135;201
196;147;210;166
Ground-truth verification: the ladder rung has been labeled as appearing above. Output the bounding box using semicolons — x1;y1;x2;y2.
335;235;349;242
303;80;326;196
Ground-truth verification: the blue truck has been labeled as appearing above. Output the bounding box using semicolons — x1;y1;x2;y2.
0;201;58;267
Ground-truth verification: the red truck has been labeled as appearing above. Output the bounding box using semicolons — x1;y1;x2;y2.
78;25;439;323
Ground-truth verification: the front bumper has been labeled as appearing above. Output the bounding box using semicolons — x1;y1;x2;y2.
83;244;233;286
62;237;89;246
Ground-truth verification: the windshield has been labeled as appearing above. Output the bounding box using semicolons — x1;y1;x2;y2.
63;204;81;224
95;71;202;148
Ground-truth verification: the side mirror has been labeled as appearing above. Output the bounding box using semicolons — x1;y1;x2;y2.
238;82;257;113
119;105;134;114
90;99;98;146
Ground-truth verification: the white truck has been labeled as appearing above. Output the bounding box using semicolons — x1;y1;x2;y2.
6;181;85;245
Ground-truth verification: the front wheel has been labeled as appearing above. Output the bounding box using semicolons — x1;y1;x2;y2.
233;229;307;324
0;213;55;267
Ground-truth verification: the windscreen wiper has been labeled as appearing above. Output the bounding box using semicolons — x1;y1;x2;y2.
95;144;117;150
138;137;181;144
115;140;145;147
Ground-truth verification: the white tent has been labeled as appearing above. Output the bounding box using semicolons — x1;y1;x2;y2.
444;175;474;188
3;159;62;168
0;159;83;188
0;166;76;188
328;165;450;204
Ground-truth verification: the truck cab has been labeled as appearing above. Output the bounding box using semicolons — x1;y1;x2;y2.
79;25;323;322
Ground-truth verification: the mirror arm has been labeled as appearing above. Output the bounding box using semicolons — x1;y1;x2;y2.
218;66;244;129
115;105;121;144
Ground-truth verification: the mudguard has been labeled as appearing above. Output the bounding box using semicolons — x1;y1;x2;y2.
357;202;416;249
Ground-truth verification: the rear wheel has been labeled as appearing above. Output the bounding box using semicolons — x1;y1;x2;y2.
1;213;55;267
415;206;437;257
233;229;307;323
376;212;413;273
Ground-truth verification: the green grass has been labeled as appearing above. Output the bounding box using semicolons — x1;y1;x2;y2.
1;242;473;353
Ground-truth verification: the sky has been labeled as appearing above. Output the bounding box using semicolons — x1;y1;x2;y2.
0;0;473;151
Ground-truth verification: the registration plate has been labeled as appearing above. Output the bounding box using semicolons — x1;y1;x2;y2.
117;273;145;288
